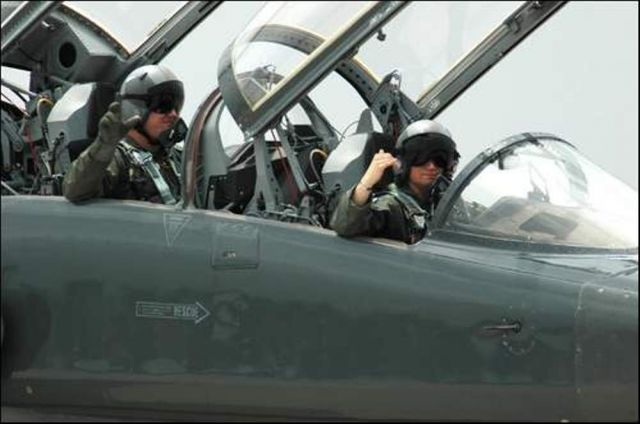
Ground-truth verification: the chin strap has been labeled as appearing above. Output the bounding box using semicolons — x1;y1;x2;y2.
134;113;158;146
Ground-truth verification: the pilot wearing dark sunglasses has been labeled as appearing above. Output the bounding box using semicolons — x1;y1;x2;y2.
331;120;460;244
63;64;186;205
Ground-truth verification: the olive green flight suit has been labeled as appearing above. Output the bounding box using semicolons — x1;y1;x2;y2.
62;137;180;204
330;183;432;245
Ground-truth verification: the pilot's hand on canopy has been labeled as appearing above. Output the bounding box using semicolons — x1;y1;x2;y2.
97;102;141;146
352;149;398;206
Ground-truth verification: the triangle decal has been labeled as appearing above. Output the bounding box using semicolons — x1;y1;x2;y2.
164;213;192;247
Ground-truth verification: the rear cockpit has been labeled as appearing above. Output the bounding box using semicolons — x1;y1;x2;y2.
184;1;538;228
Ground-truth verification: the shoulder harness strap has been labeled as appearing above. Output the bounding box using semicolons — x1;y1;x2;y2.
117;141;177;205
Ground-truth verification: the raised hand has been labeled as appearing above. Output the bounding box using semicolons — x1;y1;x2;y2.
360;149;398;189
97;102;141;146
352;149;399;206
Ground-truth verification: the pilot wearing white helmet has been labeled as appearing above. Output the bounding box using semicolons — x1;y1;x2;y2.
63;64;186;204
330;120;460;244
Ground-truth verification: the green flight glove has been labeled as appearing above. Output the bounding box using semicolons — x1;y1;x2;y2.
91;101;141;161
97;101;141;146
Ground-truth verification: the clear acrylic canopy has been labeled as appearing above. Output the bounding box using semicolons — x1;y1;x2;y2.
230;1;376;110
228;1;523;116
63;1;188;54
356;1;523;101
444;137;638;250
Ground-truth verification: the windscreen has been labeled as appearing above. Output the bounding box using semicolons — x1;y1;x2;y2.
444;138;638;250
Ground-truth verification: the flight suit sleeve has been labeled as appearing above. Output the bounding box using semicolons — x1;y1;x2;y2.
62;140;123;203
330;185;390;238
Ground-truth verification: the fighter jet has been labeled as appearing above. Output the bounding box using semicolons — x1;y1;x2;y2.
1;1;637;421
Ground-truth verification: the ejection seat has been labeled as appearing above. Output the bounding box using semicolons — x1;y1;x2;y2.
321;109;395;215
45;83;116;170
209;123;330;213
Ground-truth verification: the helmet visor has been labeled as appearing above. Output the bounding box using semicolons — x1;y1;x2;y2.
412;150;448;169
403;134;455;169
147;80;184;114
123;80;184;114
148;91;184;114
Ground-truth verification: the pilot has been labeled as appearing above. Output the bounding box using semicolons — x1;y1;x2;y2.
62;64;185;204
330;120;460;244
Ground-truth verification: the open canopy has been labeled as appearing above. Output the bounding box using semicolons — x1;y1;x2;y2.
218;1;531;137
